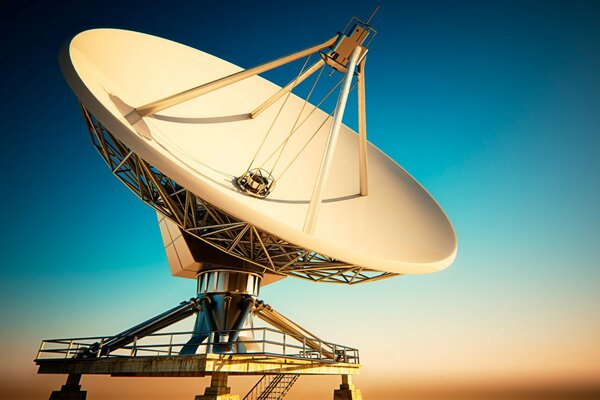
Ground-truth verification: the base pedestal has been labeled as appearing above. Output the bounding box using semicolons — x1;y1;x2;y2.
49;374;87;400
333;375;363;400
195;373;240;400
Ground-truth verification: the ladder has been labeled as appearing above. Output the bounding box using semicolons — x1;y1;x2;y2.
243;374;300;400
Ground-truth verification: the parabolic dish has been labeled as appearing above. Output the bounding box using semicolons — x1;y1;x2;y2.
60;28;457;278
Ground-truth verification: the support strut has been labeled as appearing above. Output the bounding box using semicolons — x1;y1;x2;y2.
80;297;201;357
303;46;363;234
126;35;339;123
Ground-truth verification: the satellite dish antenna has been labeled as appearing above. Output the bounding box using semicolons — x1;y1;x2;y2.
38;10;457;400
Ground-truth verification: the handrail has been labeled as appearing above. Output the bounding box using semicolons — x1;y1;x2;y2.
35;327;359;364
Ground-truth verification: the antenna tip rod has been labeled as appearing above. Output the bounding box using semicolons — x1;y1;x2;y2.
367;4;381;24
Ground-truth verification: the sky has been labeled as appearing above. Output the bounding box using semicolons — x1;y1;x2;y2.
0;0;599;399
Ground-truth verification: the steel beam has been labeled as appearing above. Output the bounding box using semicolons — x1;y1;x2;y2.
357;58;368;196
82;106;396;285
250;59;326;119
303;46;362;234
126;35;339;123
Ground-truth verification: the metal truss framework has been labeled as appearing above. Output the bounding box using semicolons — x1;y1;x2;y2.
82;106;397;284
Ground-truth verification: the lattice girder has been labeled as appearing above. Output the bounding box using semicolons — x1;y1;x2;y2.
82;106;397;284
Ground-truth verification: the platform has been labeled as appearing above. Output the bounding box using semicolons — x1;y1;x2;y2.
36;353;360;377
36;327;362;398
35;327;360;378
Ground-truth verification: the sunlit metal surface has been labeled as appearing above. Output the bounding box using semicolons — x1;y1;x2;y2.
35;326;360;364
83;106;397;285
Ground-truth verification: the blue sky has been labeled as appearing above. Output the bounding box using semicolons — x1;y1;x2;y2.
0;0;599;398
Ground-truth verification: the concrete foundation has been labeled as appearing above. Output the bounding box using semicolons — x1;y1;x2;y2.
195;373;240;400
49;374;86;400
333;375;363;400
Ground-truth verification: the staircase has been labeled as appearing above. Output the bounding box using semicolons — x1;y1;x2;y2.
243;374;300;400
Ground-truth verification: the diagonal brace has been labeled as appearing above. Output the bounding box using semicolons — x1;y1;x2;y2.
126;35;339;124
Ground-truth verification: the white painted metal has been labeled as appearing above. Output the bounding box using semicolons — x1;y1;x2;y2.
156;211;286;285
357;58;368;196
251;59;326;119
129;36;338;121
304;47;362;234
60;29;457;275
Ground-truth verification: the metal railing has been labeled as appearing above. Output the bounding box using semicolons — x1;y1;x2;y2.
35;327;359;364
243;374;299;400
